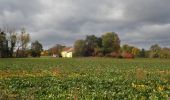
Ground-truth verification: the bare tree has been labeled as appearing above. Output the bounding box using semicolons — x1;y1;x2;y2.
16;28;30;57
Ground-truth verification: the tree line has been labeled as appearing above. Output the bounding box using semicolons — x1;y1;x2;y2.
41;32;170;59
0;26;43;58
1;28;170;59
73;32;170;58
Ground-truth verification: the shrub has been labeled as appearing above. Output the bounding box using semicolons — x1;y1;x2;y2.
122;52;134;58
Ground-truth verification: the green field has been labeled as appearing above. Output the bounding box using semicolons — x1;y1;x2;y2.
0;58;170;99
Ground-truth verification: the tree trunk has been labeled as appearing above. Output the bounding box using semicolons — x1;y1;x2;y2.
16;47;19;57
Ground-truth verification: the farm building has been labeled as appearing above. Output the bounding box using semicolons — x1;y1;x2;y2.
52;54;59;58
61;47;74;58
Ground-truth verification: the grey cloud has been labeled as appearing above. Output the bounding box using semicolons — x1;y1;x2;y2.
0;0;43;27
0;0;170;49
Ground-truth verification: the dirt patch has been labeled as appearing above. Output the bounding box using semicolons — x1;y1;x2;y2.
135;68;146;79
51;68;61;76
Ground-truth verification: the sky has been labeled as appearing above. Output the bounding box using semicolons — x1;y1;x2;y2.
0;0;170;49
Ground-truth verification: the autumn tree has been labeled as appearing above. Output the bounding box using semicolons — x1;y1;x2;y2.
16;28;30;57
122;44;133;53
49;44;65;57
131;47;140;57
121;44;140;58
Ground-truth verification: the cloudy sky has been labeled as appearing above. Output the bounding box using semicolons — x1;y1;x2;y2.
0;0;170;49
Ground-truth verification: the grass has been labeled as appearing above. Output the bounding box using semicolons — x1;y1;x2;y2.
0;58;170;99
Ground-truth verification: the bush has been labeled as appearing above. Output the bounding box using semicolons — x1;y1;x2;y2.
122;52;134;59
110;52;121;58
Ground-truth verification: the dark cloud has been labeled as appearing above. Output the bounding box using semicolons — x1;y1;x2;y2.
0;0;170;49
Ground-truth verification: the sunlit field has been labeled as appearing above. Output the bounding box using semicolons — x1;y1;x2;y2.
0;58;170;99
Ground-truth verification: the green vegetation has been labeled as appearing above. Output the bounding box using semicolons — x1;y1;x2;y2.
72;32;170;58
0;27;42;58
0;58;170;99
1;28;170;59
30;41;43;57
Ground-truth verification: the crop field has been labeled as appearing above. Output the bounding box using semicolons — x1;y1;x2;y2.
0;58;170;100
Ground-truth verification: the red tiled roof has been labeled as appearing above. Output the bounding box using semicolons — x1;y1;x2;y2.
62;47;74;52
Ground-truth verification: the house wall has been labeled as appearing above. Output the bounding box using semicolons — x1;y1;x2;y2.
66;52;72;58
61;51;73;58
61;51;67;58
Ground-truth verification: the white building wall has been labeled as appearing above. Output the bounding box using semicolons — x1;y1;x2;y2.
61;51;73;58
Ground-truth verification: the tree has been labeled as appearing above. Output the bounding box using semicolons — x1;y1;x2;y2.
20;28;30;50
41;50;50;56
121;45;133;58
2;25;17;57
49;44;65;57
0;26;18;58
31;41;43;57
0;30;9;58
93;37;103;56
149;44;161;58
102;32;120;54
139;48;146;58
0;27;31;58
121;44;140;58
159;48;170;58
8;29;17;57
131;47;140;57
9;34;17;57
16;28;30;57
122;44;133;53
94;48;103;57
74;40;86;57
85;35;101;56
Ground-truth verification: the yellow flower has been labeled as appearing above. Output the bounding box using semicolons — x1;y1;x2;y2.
157;86;164;91
139;85;145;88
132;83;136;88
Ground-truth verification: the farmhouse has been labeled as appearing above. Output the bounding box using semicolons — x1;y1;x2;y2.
61;47;74;58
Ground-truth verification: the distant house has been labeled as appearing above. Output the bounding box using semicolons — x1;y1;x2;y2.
52;54;59;58
61;47;74;58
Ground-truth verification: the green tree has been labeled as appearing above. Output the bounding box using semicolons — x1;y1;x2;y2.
85;35;101;56
149;44;161;58
31;41;43;57
159;48;170;58
139;48;146;58
9;32;17;57
74;40;86;57
0;30;9;58
102;32;120;55
3;26;17;57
